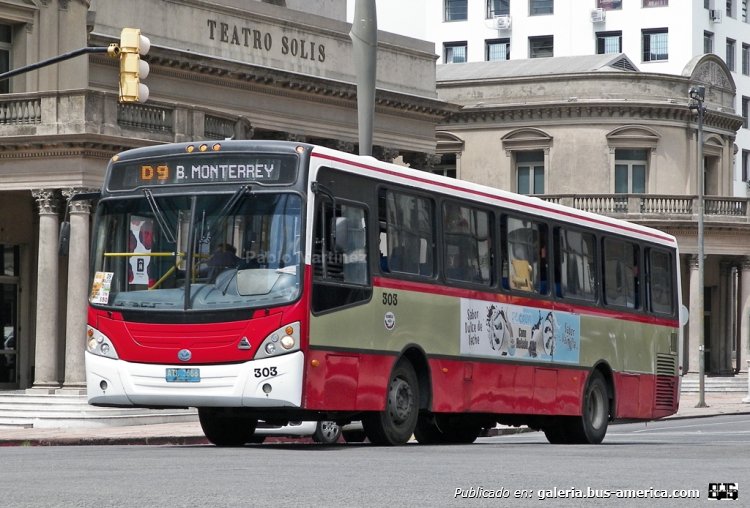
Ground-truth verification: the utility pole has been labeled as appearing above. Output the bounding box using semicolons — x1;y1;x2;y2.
349;0;377;156
689;85;708;408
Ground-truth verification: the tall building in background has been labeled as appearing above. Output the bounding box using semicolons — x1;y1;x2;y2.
353;0;750;197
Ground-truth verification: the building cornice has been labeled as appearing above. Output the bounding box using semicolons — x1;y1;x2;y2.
88;38;456;122
442;101;742;133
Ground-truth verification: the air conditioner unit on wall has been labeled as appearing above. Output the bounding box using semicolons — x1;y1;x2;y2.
493;15;511;30
709;9;722;22
590;8;606;23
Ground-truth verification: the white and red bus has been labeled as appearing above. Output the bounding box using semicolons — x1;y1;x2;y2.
85;140;682;445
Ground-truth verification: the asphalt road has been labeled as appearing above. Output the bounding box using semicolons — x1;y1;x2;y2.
3;414;747;508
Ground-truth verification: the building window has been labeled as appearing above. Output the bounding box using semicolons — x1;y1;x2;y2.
596;31;622;54
743;96;749;128
615;149;647;193
487;0;510;17
529;0;553;15
486;38;510;60
742;149;749;182
643;0;668;6
704;32;714;54
642;29;668;62
726;38;736;71
516;151;545;194
0;25;10;94
743;44;749;75
529;36;553;58
432;153;457;178
445;0;468;21
742;0;748;21
727;0;735;17
444;42;467;63
598;0;622;9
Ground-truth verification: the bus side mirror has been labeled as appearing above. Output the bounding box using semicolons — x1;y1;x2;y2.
679;304;689;327
334;217;348;251
58;221;71;256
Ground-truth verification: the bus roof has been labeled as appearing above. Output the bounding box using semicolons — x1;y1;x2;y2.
309;144;678;249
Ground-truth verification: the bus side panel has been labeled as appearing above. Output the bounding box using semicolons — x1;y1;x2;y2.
613;371;677;419
302;349;391;411
614;372;643;417
428;358;584;416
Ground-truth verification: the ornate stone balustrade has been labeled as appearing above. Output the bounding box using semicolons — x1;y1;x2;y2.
539;194;750;222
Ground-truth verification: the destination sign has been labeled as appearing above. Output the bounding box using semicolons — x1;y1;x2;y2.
107;154;298;191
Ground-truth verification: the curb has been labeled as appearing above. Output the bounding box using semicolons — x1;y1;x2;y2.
0;436;210;447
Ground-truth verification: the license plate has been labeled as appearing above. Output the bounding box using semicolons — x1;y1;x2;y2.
166;368;200;383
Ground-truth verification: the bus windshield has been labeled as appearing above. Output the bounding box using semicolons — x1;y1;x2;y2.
89;192;302;312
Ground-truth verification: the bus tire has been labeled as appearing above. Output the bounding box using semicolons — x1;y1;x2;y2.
312;420;341;444
198;408;257;447
363;359;419;445
414;412;446;445
440;420;481;444
569;371;610;444
543;421;568;444
341;428;367;443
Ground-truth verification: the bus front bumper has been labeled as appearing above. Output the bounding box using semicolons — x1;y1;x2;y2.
85;350;304;408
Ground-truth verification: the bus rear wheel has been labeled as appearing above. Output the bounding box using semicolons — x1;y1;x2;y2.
568;371;610;444
363;359;419;445
198;408;257;447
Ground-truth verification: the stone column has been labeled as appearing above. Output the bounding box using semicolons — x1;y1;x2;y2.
739;258;750;373
687;255;701;374
717;261;732;374
60;189;93;392
30;189;61;392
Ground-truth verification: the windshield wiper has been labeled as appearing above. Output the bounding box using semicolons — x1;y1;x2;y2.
201;184;252;244
143;189;177;244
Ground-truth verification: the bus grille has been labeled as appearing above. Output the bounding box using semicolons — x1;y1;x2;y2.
655;354;677;409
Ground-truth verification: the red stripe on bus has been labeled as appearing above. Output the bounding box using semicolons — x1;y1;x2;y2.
311;151;676;244
372;276;679;328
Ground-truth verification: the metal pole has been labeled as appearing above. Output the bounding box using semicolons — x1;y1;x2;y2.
0;46;112;82
696;99;708;408
349;0;377;156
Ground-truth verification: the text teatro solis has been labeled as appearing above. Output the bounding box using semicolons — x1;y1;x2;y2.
207;19;326;62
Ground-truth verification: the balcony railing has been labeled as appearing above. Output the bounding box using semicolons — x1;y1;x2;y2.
539;194;750;222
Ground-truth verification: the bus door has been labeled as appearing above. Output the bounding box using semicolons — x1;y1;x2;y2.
309;189;372;409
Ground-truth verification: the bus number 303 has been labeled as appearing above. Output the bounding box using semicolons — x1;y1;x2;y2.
254;367;278;378
382;292;398;306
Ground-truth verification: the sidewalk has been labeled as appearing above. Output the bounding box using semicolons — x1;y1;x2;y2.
0;392;747;447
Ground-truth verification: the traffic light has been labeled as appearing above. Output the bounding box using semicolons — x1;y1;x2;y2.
112;28;150;103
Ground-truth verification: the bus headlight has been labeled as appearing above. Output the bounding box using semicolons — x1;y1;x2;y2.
86;326;119;359
255;322;300;359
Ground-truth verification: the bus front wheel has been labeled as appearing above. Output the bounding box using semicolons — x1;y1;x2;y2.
363;359;419;445
198;408;257;447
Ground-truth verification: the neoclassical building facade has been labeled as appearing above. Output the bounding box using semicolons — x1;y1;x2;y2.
434;53;747;376
0;0;451;391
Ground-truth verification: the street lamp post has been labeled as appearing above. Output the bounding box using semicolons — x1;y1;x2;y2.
689;85;708;408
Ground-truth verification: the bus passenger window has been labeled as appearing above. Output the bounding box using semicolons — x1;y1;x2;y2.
603;238;639;309
647;249;673;314
557;229;597;301
381;190;434;277
443;202;492;285
505;216;546;293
